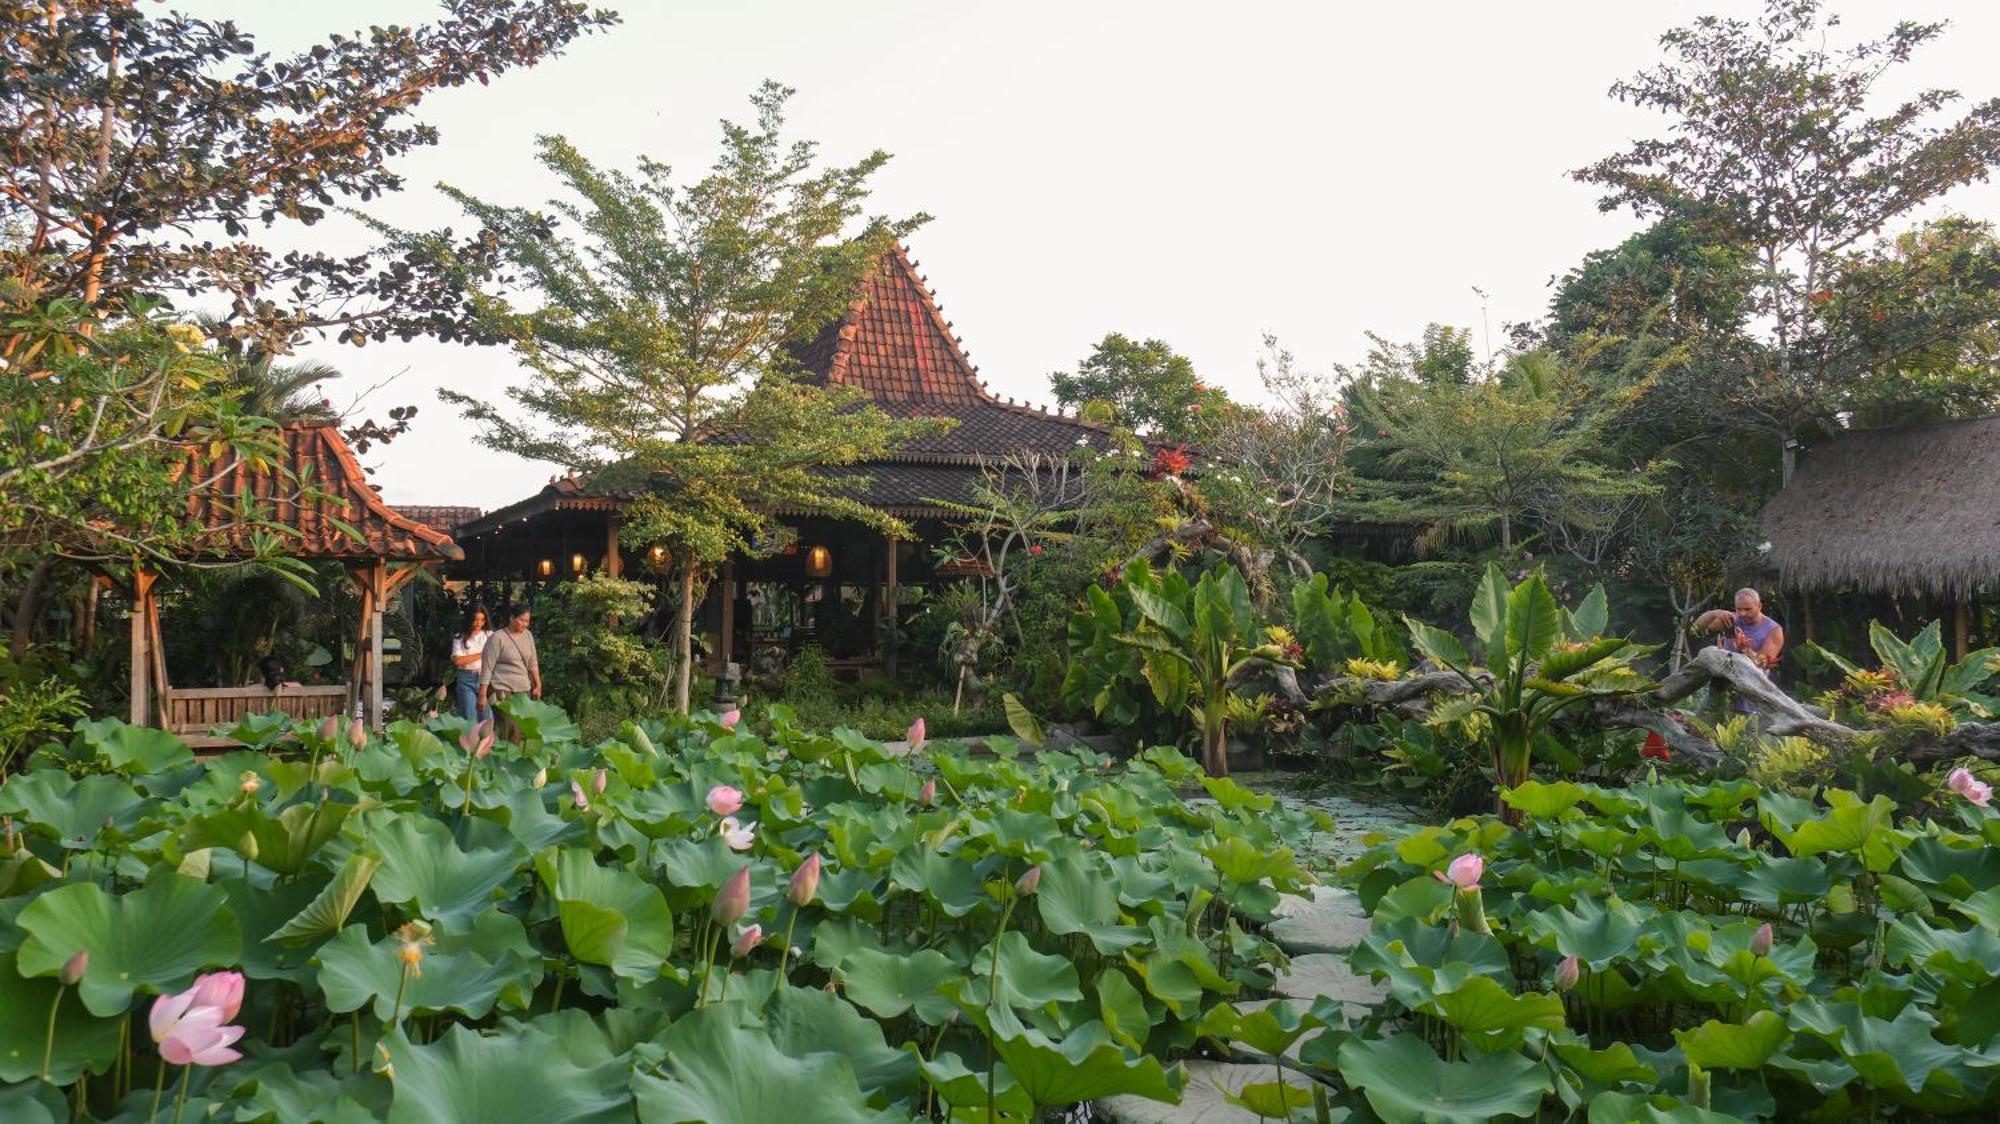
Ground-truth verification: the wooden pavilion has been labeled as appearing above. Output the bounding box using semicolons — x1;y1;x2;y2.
1760;415;2000;659
449;244;1112;678
126;422;463;743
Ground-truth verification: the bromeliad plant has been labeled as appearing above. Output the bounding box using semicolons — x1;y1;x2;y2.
0;698;1323;1121
1404;566;1652;818
1811;619;2000;722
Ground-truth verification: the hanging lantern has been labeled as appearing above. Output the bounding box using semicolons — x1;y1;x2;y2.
647;545;667;566
570;553;588;575
805;544;833;578
536;558;555;579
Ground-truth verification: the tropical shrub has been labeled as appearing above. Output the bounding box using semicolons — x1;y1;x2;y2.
0;704;1326;1121
1262;773;2000;1120
1811;620;2000;721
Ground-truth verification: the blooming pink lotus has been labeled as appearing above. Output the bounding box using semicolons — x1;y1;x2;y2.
719;708;741;730
706;785;744;816
1446;853;1483;891
569;778;590;812
1948;767;1994;808
719;816;757;851
907;717;926;751
714;867;751;925
150;971;247;1067
788;852;822;907
1554;954;1580;992
731;923;763;958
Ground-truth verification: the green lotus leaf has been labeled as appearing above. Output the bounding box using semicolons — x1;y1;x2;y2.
267;852;382;948
1586;1091;1739;1123
233;1059;391;1123
0;850;61;898
0;1081;68;1124
313;917;538;1022
534;847;673;980
1502;780;1587;819
1735;855;1832;909
1898;836;2000;898
17;874;242;1016
632;1005;892;1124
1771;796;1895;860
1220;1077;1315;1118
964;930;1084;1011
1095;967;1153;1052
1950;885;2000;932
492;695;581;747
836;946;960;1024
383;1024;628;1123
0;771;149;850
1674;1009;1792;1070
765;984;919;1103
1337;1032;1551;1123
987;1003;1183;1110
889;846;988;918
1351;916;1511;1010
1196;999;1320;1057
1203;834;1303;886
1521;898;1651;968
917;1050;1032;1118
1789;998;1973;1094
70;716;194;773
1429;975;1566;1051
1883;915;2000;985
1642;803;1732;862
1037;853;1146;953
185;801;352;875
1551;1038;1657;1086
366;812;525;928
0;950;123;1083
221;872;341;984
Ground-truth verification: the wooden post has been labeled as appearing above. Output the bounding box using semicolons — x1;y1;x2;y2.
128;570;155;725
369;563;387;730
716;558;736;676
1954;600;1970;662
1802;592;1817;645
345;564;375;723
146;592;171;729
883;533;899;676
605;515;623;579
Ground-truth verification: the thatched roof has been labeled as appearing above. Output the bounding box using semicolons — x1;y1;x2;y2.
1761;415;2000;597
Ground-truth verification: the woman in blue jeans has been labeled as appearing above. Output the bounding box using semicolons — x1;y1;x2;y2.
451;605;492;724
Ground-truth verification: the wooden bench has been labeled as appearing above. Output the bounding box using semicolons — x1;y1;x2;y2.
164;685;350;748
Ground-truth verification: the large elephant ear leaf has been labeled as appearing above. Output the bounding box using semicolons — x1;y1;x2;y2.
1505;573;1561;665
1537;637;1630;683
1406;618;1470;674
1126;584;1191;641
1469;564;1510;659
1567;584;1609;641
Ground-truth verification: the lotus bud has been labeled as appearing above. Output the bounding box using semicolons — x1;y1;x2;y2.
317;714;340;744
593;767;607;796
570;778;589;812
907;717;927;751
730;923;763;959
1446;853;1483;891
347;717;368;750
1688;1062;1711;1110
719;708;741;730
788;852;822;907
460;719;494;759
188;970;246;1022
238;831;259;863
1750;921;1774;957
1554;954;1580;992
706;784;744;816
533;767;548;788
918;778;937;805
238;771;262;795
714;866;751;925
1736;828;1753;849
60;949;89;986
1015;865;1042;897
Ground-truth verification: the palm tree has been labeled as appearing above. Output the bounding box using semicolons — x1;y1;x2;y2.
197;316;342;422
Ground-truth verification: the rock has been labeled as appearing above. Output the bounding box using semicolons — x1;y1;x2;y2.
1095;1059;1316;1124
1267;885;1371;955
1273;952;1388;1013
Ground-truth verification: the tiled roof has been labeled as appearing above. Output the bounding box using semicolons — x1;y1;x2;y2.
391;505;483;533
182;423;463;562
774;462;988;518
793;245;1111;459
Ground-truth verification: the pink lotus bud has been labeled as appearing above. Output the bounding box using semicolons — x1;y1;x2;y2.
60;949;88;986
1554;954;1580;992
532;767;548;788
569;778;589;812
347;717;368;750
1446;853;1484;891
730;923;763;958
714;866;751;925
719;708;741;730
593;767;607;796
460;719;494;758
189;970;245;1022
788;852;822;907
918;778;937;805
706;785;744;816
907;717;927;750
1015;865;1041;897
1750;922;1774;957
316;715;340;744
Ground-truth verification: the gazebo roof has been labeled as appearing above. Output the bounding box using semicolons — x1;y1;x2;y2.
1761;415;2000;597
182;423;463;563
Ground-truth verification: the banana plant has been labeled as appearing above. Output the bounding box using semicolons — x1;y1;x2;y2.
1289;573;1406;674
1102;562;1290;777
1809;620;2000;718
1404;565;1651;820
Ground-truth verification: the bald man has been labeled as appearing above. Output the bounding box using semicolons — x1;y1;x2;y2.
1696;588;1785;670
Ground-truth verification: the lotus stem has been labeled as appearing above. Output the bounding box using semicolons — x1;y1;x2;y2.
985;888;1019;1124
351;1011;362;1075
390;961;411;1028
39;980;64;1081
150;1054;168;1120
770;906;802;1001
169;1063;191;1124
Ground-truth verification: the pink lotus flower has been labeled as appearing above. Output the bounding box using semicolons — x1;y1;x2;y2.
731;923;763;958
569;778;590;812
60;949;88;986
788;852;822;907
150;971;247;1067
907;717;927;750
1015;865;1042;897
1948;768;1993;807
1554;954;1580;992
316;715;341;744
1751;922;1774;957
593;767;608;796
1446;853;1483;891
719;816;757;851
459;719;494;758
714;867;751;925
719;708;741;730
706;785;744;816
918;778;937;805
347;717;368;750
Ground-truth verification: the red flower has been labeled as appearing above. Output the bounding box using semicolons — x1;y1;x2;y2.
1028;544;1043;556
1640;731;1672;760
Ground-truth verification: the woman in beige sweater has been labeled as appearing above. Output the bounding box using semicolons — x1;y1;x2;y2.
480;603;543;738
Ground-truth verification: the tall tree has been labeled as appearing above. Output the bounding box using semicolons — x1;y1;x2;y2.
1574;0;2000;482
424;84;945;711
1049;333;1229;443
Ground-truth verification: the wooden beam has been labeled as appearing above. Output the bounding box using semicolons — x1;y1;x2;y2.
369;563;387;730
128;569;155;725
146;590;171;728
1954;601;1970;662
883;534;899;677
605;515;623;579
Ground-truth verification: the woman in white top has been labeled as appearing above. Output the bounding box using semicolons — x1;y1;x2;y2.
451;605;492;724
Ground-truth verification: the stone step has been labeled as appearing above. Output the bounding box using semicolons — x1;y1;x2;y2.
1273;952;1388;1014
1267;885;1370;956
1094;1059;1317;1124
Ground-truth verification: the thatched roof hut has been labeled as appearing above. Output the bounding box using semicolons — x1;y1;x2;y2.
1761;415;2000;597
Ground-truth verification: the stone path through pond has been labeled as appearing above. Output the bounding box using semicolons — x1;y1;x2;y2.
1093;787;1424;1124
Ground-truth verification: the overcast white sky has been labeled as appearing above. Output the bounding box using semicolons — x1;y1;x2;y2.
179;1;2000;508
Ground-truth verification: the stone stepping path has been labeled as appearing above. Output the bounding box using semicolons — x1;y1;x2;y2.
1096;1059;1317;1124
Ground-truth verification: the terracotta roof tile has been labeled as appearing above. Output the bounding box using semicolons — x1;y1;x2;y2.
391;505;483;532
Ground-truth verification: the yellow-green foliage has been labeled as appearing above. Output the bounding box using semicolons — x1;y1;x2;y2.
1345;658;1404;681
1883;701;1956;737
1747;736;1830;791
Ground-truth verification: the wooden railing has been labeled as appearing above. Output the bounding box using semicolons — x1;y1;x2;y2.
163;685;350;743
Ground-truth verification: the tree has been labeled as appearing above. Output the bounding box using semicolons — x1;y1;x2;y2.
1830;218;2000;428
422;84;945;711
1049;333;1230;443
1348;348;1659;554
1574;0;2000;482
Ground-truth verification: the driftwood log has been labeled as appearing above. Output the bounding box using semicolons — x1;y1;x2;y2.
1283;645;2000;769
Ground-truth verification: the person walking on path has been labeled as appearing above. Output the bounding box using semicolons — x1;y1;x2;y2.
480;603;542;741
451;605;492;725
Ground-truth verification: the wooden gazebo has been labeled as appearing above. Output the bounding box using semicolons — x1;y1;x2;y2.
125;422;463;744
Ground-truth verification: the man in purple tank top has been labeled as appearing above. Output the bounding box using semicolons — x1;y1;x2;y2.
1697;589;1785;713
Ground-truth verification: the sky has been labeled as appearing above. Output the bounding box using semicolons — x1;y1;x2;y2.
177;0;2000;508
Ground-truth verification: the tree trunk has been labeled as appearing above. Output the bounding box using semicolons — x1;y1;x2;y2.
674;566;696;714
1499;514;1512;553
1780;432;1796;487
9;555;54;659
1202;718;1229;778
